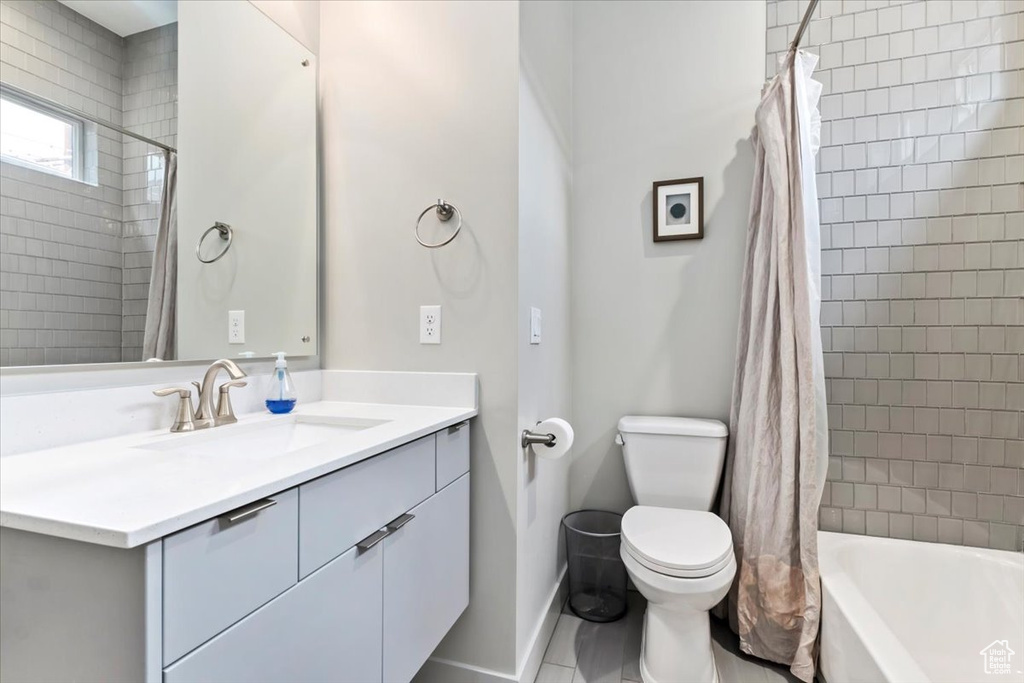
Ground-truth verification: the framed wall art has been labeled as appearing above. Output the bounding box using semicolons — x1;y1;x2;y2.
653;177;704;242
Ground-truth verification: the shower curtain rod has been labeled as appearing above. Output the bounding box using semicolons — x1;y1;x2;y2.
789;0;820;53
0;81;177;154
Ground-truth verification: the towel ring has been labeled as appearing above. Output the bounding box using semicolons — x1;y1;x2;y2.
415;199;462;249
196;222;233;264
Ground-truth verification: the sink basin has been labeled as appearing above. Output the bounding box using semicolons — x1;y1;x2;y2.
139;415;390;459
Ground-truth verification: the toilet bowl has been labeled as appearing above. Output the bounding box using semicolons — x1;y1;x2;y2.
617;416;735;683
620;506;735;683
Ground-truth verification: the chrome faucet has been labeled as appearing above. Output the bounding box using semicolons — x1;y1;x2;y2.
153;359;248;433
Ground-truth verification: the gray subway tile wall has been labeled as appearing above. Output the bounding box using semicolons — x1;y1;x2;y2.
0;0;177;365
121;24;177;362
767;0;1023;551
1;0;125;365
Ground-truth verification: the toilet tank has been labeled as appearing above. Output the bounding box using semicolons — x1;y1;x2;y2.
617;416;729;511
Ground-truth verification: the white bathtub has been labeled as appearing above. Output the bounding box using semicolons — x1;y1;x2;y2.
818;531;1024;683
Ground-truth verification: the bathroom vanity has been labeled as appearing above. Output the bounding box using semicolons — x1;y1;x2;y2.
0;0;477;680
0;400;474;683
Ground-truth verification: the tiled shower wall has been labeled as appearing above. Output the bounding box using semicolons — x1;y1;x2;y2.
121;24;177;362
0;0;177;365
767;0;1023;551
0;0;125;365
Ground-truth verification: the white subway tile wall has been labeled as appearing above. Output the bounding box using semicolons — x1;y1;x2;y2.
0;0;177;365
121;24;177;362
768;0;1023;551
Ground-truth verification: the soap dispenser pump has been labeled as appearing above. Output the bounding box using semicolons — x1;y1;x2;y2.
265;352;297;414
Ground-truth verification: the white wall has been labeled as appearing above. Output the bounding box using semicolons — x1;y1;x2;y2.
249;0;319;54
516;0;572;671
570;1;767;512
319;0;522;675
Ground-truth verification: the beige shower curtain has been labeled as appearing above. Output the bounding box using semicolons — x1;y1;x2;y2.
718;50;828;683
142;150;177;361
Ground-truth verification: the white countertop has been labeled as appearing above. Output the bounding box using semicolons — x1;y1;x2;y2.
0;401;476;549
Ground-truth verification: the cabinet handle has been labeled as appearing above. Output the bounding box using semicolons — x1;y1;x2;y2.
356;528;391;552
386;513;415;532
448;421;469;434
219;498;277;525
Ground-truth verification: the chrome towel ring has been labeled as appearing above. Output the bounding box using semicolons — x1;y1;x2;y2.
196;222;233;264
415;199;462;248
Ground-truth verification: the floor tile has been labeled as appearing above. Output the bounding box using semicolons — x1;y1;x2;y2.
711;617;801;683
541;593;803;683
713;637;769;683
536;663;575;683
572;616;627;683
544;613;585;668
620;592;645;682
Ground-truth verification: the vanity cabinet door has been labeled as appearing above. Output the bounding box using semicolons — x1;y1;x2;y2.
382;474;470;683
164;543;383;683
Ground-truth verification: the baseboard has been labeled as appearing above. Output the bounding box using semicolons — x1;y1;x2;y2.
416;569;568;683
415;657;517;683
517;567;569;683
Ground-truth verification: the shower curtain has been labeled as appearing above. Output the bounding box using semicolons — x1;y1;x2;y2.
718;50;828;683
142;150;178;361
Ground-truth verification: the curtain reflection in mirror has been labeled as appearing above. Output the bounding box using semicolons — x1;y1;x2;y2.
143;151;177;361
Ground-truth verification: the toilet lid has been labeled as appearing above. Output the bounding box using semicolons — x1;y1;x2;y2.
621;506;733;578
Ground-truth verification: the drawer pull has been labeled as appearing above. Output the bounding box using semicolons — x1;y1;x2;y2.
356;528;390;552
219;498;277;525
386;513;415;532
448;421;469;434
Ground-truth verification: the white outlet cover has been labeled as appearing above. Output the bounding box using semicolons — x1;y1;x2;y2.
420;305;441;344
228;310;245;344
530;307;542;344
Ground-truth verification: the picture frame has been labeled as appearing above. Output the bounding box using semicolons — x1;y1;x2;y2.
653;177;704;242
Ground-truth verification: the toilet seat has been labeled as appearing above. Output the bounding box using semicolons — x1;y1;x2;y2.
621;506;733;579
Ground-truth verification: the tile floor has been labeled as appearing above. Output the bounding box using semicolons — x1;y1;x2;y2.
536;592;801;683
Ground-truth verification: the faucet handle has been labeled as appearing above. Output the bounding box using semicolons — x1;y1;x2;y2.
154;387;194;400
153;387;197;433
215;380;248;426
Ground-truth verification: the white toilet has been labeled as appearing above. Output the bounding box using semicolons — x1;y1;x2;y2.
616;416;735;683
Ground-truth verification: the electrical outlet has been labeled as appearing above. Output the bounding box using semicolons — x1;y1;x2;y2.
228;310;245;344
420;305;441;344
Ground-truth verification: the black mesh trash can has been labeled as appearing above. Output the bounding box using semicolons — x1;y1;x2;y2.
561;510;627;622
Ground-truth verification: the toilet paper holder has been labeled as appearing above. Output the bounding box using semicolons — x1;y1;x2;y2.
522;425;557;449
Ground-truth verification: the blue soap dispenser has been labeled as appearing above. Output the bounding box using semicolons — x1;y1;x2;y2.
266;352;297;414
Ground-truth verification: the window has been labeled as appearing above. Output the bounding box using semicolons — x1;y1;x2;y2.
0;93;84;181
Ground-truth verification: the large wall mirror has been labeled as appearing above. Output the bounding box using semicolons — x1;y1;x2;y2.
0;0;317;367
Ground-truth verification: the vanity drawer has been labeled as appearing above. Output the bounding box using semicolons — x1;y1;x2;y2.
436;421;470;490
163;488;298;665
299;435;435;577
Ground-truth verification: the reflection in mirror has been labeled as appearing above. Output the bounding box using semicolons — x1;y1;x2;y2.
0;0;317;368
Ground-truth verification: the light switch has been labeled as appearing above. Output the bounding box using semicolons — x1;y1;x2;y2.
530;307;542;344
